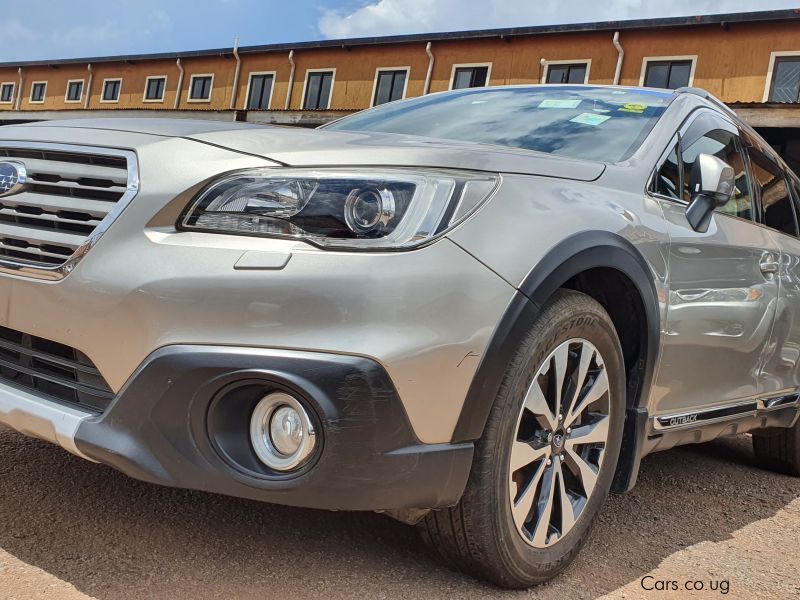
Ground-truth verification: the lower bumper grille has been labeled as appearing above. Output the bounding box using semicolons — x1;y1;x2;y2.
0;326;113;412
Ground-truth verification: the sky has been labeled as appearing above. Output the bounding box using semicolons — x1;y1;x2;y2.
1;0;798;62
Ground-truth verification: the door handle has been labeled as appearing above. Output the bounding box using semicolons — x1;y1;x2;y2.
760;259;780;277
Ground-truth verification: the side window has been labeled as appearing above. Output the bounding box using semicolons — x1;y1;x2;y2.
748;148;798;237
680;123;752;220
653;143;681;199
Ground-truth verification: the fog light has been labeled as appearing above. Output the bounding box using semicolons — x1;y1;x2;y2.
250;392;316;471
270;405;303;455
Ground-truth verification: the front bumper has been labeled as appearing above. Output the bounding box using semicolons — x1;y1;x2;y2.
0;344;474;510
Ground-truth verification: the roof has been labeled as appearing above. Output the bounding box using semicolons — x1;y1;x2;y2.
1;9;799;68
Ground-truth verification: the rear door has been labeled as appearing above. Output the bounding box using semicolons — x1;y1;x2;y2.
753;137;800;395
650;110;781;416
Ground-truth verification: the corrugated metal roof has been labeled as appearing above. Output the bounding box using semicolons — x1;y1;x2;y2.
1;9;798;68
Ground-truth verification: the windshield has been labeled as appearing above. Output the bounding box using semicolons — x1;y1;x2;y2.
326;86;673;163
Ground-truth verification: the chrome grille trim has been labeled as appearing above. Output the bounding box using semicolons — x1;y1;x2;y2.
0;141;139;281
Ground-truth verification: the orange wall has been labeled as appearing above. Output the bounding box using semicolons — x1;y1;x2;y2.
2;20;799;112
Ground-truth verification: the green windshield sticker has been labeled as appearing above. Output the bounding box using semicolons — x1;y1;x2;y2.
570;113;611;126
539;99;582;109
618;103;648;113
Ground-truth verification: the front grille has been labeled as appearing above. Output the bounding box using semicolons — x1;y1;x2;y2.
0;326;113;412
0;147;130;268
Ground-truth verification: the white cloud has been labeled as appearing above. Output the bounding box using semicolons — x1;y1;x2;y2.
318;0;800;38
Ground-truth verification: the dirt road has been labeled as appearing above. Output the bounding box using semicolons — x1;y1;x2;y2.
1;427;798;599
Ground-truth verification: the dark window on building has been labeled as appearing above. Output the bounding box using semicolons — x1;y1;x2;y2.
373;69;407;105
102;79;121;102
247;74;274;110
546;63;587;84
643;60;693;90
680;121;753;220
189;76;212;101
0;84;13;103
748;148;799;237
145;77;166;101
769;56;800;103
452;66;489;89
303;71;334;110
30;82;46;102
66;81;83;102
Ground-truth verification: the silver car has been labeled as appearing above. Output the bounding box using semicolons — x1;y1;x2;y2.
0;85;798;588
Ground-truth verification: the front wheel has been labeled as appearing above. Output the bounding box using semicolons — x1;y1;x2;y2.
419;290;626;588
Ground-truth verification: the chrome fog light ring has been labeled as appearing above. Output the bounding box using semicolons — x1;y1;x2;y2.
250;392;317;471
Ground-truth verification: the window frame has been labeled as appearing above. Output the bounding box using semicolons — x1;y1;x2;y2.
29;81;47;104
302;68;336;110
0;82;15;104
639;55;697;89
541;59;591;84
647;108;757;225
244;71;276;110
370;66;410;107
100;78;122;104
142;75;167;103
763;51;800;103
187;73;214;103
64;79;85;104
449;63;492;90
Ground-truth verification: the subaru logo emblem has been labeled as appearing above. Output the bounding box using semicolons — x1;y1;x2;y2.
0;161;26;197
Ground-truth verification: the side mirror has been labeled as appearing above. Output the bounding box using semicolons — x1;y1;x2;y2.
685;153;735;233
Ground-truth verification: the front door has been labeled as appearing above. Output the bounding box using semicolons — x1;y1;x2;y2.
650;110;780;416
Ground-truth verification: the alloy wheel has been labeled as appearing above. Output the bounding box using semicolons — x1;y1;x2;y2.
508;338;612;548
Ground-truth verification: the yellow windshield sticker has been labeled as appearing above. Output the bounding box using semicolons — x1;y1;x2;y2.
619;103;647;113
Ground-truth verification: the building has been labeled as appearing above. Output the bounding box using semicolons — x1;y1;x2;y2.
1;9;800;170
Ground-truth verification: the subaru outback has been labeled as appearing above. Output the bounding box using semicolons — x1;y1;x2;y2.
0;85;798;588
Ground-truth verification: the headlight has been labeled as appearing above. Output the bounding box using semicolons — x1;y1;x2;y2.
178;168;498;250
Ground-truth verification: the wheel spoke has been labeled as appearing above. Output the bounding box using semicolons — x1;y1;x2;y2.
510;441;549;473
565;446;599;497
555;460;576;535
524;380;557;430
531;462;557;546
567;415;609;446
511;459;547;530
552;343;569;412
566;368;608;427
564;344;593;421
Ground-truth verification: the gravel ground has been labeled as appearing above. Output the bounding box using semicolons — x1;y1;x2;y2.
1;426;799;599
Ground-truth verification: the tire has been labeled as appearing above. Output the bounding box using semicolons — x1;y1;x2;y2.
419;290;626;588
752;423;800;476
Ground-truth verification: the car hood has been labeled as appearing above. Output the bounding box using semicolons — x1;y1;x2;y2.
16;118;606;181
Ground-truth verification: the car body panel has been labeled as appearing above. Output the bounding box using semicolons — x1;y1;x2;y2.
0;130;515;444
650;201;780;415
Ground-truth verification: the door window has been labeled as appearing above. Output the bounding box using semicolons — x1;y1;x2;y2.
748;148;799;237
653;143;681;199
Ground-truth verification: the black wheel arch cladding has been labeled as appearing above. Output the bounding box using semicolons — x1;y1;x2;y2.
452;231;660;491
